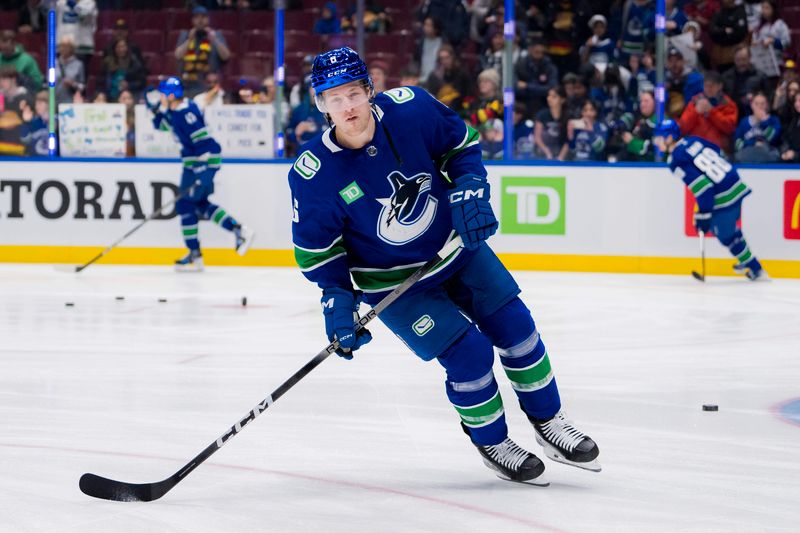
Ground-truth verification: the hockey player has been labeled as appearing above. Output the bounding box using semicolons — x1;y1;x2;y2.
654;119;768;280
148;76;254;272
288;47;600;485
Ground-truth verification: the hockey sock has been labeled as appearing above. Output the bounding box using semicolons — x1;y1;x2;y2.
439;327;508;446
726;231;762;272
180;213;200;251
499;327;561;421
203;204;239;232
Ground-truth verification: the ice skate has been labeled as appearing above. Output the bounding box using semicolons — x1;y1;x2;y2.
234;225;255;256
476;437;548;486
174;250;204;272
529;410;601;472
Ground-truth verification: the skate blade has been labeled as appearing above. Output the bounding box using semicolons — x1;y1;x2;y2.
174;265;204;273
536;437;602;473
481;459;550;486
236;228;256;256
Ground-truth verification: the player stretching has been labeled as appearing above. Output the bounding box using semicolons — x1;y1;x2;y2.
654;120;768;280
149;77;254;272
288;48;600;485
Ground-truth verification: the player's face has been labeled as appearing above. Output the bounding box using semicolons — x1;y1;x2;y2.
324;81;373;136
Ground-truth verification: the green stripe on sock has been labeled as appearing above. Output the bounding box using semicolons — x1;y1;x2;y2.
453;391;504;428
737;248;752;263
213;209;227;224
503;353;554;392
182;228;198;236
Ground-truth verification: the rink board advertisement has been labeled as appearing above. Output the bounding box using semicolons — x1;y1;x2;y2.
0;160;798;277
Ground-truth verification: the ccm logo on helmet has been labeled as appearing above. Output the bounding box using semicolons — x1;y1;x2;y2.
449;189;485;202
326;68;349;78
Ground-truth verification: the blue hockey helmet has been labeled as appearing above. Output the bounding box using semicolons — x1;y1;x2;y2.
310;47;373;112
654;119;681;142
158;76;184;99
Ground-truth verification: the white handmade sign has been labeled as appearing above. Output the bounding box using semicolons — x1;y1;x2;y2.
58;104;127;158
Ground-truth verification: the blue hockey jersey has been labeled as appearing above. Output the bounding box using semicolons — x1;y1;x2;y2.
153;99;221;167
734;115;781;151
668;136;751;213
288;86;483;302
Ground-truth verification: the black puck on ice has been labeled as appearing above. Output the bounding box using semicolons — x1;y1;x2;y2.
65;302;74;307
242;296;247;307
158;298;167;303
115;296;124;301
702;404;719;412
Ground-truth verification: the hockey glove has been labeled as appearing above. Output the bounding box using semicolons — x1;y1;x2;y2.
449;174;498;250
321;287;372;359
145;88;162;113
694;211;712;234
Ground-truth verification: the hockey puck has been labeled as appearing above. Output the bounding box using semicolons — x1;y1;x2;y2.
115;296;125;301
158;298;167;303
65;302;74;307
242;296;247;307
702;404;719;412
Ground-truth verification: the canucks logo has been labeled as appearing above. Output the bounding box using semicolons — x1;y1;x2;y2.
376;171;438;245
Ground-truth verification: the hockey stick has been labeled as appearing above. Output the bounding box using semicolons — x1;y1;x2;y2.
691;230;706;282
56;189;188;274
79;235;464;502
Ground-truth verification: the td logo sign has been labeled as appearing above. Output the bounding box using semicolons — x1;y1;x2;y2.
500;177;566;235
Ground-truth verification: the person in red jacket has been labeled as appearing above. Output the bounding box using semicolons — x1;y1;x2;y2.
677;70;738;153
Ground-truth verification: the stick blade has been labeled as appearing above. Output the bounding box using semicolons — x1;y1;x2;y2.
691;271;706;282
79;473;172;502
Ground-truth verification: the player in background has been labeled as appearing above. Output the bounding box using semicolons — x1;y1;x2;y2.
654;119;768;280
288;47;600;485
148;77;254;272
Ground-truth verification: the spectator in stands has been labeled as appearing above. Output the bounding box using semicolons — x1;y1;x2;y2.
289;55;314;108
92;91;107;102
56;0;97;66
734;91;780;162
479;117;504;160
103;19;143;64
101;38;148;101
417;16;443;83
591;65;634;130
467;0;492;47
780;92;800;163
581;14;616;69
680;20;709;71
55;36;85;104
514;37;558;115
0;66;29;112
665;0;688;36
619;0;655;60
193;71;225;110
619;90;658;161
257;75;289;124
512;101;535;159
467;68;502;129
665;46;703;118
534;85;568;160
314;2;342;35
0;30;43;93
19;89;49;156
369;60;388;93
774;79;800;125
342;0;391;35
567;99;609;161
722;45;771;119
174;6;231;98
18;0;47;34
286;84;326;155
416;0;469;49
399;63;421;87
627;46;655;95
425;43;473;111
684;0;720;31
544;0;590;75
678;70;738;153
117;89;135;157
480;27;503;77
562;71;588;119
751;0;791;79
708;0;747;72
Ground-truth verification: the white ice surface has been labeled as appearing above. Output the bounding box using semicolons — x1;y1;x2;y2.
1;264;799;533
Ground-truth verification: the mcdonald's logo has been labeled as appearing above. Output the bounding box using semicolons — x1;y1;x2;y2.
785;181;800;240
